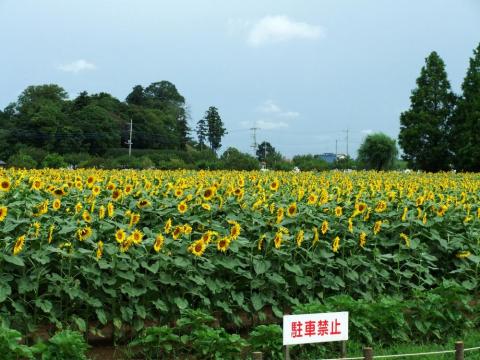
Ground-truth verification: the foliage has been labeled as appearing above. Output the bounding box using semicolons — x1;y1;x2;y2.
0;168;478;348
256;141;283;168
128;309;246;359
249;324;283;360
41;153;67;169
8;152;38;169
220;147;259;170
34;330;90;360
0;325;33;359
399;51;455;171
203;106;227;154
450;42;480;171
357;133;398;170
292;155;330;171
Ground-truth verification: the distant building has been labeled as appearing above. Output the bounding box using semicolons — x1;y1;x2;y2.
318;153;337;164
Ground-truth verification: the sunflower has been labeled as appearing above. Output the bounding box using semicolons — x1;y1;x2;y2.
98;205;105;220
356;202;367;214
137;199;151;209
276;208;284;224
201;231;216;245
182;224;192;235
321;220;329;235
31;179;42;190
0;206;7;222
178;201;188;214
124;184;133;195
296;230;304;247
359;232;367;248
87;175;95;187
287;203;297;217
332;236;340;253
75;202;83;214
270;179;279;191
373;220;382;235
375;200;387;213
164;218;172;234
456;250;471;259
131;229;143;244
201;203;211;211
312;227;319;245
112;189;122;201
106;182;116;191
217;237;231;253
91;185;101;197
202;187;216;201
154;234;164;252
174;188;183;197
96;241;104;260
82;210;92;223
53;188;66;197
0;178;11;192
228;220;241;240
50;198;61;211
401;207;408;221
307;193;317;205
273;231;283;249
115;229;126;243
107;202;114;217
437;204;448;217
129;212;140;228
188;239;207;257
77;226;92;241
32;222;41;237
348;217;353;233
400;233;410;247
13;235;26;255
257;234;266;251
120;236;133;252
335;206;343;217
172;225;183;240
48;225;55;244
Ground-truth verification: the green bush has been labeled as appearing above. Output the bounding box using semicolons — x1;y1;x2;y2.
8;152;38;169
41;153;67;168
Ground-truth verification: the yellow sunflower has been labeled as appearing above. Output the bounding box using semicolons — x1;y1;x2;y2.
287;203;297;217
115;229;126;243
178;201;188;214
96;241;104;260
188;239;207;257
332;236;340;253
154;234;164;252
217;237;231;253
77;226;93;241
0;206;7;222
13;235;26;255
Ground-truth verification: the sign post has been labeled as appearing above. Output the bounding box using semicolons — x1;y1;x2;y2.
283;312;349;358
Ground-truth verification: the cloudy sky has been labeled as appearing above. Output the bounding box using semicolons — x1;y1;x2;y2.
0;0;479;157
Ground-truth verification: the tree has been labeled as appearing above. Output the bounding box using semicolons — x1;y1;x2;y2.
220;147;259;170
398;52;455;171
203;107;226;154
357;133;398;170
450;43;480;171
196;118;208;150
256;141;283;167
126;85;146;106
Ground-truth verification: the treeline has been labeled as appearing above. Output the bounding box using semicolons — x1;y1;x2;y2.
399;42;480;172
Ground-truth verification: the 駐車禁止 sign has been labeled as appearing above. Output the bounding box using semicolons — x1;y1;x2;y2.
283;312;348;345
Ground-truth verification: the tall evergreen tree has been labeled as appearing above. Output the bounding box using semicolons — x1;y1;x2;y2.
398;52;455;171
196;117;208;150
204;106;226;154
450;43;480;171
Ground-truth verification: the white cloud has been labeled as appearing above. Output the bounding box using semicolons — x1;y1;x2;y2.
247;15;324;46
258;100;299;118
257;120;289;130
58;59;96;73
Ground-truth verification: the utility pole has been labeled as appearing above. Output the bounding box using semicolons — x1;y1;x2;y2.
126;118;133;157
344;128;349;160
250;127;259;156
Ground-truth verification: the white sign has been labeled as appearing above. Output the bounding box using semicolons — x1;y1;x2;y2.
283;312;349;345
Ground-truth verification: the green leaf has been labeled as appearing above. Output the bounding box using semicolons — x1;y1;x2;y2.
0;283;12;303
96;308;108;325
174;297;188;310
253;259;271;275
152;299;168;312
35;299;52;313
2;254;25;267
251;293;264;311
284;263;303;276
74;317;87;332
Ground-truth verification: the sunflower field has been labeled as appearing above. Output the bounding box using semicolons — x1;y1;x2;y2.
0;168;479;338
